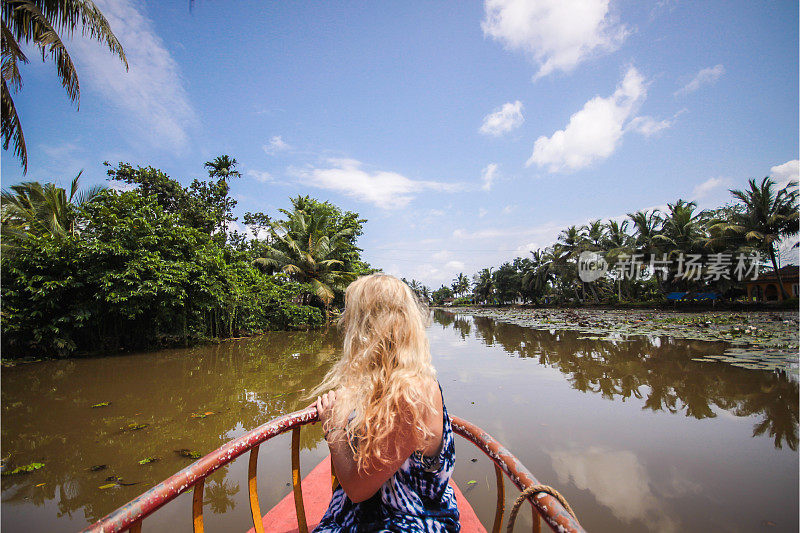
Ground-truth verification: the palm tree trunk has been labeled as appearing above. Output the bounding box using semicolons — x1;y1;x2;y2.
768;245;790;300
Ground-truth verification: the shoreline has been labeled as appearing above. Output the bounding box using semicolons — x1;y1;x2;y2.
438;306;799;372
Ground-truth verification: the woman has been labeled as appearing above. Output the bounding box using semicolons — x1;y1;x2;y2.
312;274;460;532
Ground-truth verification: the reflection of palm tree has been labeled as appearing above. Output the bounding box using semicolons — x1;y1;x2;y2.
2;0;127;172
433;312;798;450
735;374;799;451
205;478;240;514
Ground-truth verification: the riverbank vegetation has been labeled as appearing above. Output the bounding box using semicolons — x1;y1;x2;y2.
1;157;371;358
422;177;797;306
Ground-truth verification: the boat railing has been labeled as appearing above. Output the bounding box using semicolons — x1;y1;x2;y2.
82;407;584;533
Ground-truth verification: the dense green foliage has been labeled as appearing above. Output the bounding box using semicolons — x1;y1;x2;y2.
420;177;798;306
0;156;373;358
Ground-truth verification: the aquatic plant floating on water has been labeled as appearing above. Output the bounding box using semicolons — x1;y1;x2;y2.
120;423;149;431
190;411;214;419
92;402;110;408
1;462;44;476
176;449;202;459
138;457;158;465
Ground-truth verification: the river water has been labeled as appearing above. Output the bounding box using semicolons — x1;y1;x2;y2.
2;310;797;532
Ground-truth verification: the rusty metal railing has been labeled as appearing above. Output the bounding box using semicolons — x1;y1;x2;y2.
82;408;583;533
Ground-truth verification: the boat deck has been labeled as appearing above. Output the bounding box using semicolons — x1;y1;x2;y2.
251;455;486;533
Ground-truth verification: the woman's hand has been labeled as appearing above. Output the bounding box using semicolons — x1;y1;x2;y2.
315;390;337;427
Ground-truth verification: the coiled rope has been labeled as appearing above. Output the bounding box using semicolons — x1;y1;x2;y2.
506;484;580;533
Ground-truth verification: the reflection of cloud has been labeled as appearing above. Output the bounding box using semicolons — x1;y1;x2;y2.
549;446;678;532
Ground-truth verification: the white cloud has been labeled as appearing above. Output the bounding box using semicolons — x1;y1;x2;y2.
479;207;488;218
770;159;799;189
502;204;516;214
627;115;672;137
481;163;499;191
433;250;452;261
264;135;291;154
675;64;725;96
692;177;728;199
247;170;274;183
108;180;136;192
527;66;647;172
445;260;466;271
480;101;524;136
482;0;628;79
70;0;196;150
295;158;460;209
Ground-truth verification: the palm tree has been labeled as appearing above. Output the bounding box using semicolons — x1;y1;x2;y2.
419;285;431;302
629;209;665;291
1;170;103;252
711;178;798;298
253;197;357;314
602;220;634;300
653;200;707;255
473;268;494;304
452;273;469;298
204;155;241;182
583;219;606;250
2;0;127;172
557;225;586;258
521;250;547;298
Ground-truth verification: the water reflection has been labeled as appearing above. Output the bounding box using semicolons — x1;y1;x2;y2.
549;447;678;533
2;312;797;532
1;329;339;524
436;310;798;451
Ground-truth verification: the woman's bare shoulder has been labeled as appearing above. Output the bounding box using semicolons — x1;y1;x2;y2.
421;378;444;455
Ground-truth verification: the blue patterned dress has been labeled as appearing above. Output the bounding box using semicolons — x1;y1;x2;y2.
314;388;460;532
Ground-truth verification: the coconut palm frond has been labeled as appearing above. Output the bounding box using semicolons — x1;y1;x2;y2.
1;76;27;172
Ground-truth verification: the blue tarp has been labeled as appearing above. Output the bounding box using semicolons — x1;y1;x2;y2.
666;292;688;300
666;292;718;301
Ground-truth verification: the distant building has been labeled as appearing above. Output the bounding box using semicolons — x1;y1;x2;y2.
743;265;799;301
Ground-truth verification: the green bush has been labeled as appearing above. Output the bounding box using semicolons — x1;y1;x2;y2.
1;191;322;357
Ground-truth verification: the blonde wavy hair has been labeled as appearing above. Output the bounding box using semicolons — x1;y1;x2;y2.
311;273;438;473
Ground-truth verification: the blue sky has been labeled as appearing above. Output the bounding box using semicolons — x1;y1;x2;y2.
3;0;798;287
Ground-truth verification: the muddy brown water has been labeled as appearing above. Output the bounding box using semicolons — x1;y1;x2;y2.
2;310;797;532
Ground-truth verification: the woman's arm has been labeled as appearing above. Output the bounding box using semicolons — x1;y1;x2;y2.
315;391;418;503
